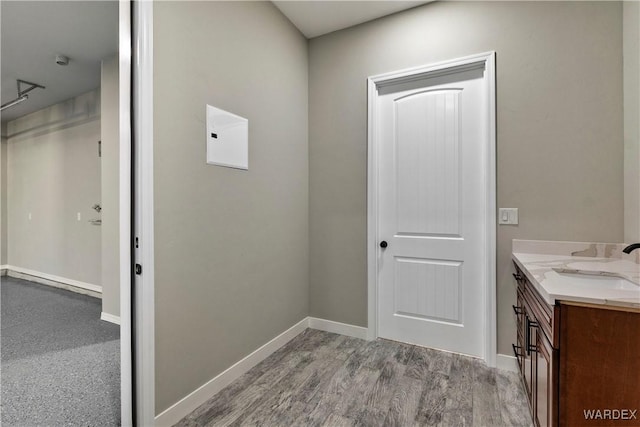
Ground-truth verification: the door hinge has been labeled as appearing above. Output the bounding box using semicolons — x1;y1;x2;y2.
135;264;142;275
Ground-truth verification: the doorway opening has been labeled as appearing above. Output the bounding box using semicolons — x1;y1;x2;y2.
0;1;133;424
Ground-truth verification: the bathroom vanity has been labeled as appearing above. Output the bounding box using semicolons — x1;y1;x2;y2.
511;240;640;427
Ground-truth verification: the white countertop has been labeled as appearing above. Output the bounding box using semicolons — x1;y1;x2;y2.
512;252;640;309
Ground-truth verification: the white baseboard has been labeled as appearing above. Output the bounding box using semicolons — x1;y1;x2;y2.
308;317;368;340
496;353;519;373
3;265;101;298
101;312;121;325
0;265;8;276
155;317;309;427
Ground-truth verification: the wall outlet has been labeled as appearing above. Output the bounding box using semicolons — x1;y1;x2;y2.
499;208;518;225
77;212;82;221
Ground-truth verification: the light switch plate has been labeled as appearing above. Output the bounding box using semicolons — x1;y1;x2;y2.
206;104;248;170
498;208;518;225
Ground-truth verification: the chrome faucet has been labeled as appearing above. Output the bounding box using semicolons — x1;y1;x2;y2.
622;243;640;254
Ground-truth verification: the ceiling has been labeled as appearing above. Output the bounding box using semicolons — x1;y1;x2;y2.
1;1;118;123
273;1;431;39
0;1;428;123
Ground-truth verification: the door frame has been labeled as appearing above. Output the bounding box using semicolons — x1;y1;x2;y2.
118;1;133;425
132;0;156;425
120;1;157;424
366;52;497;366
0;1;141;424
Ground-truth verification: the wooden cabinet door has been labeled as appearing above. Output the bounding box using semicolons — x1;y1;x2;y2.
523;308;535;408
534;325;556;427
559;303;640;426
514;290;526;374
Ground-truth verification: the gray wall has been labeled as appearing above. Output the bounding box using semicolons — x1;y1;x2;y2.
154;1;308;413
101;56;120;317
5;90;103;285
308;1;624;355
624;1;640;242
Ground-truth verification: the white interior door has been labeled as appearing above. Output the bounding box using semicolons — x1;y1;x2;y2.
376;64;488;358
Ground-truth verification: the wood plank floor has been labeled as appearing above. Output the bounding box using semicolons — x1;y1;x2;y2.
176;329;533;427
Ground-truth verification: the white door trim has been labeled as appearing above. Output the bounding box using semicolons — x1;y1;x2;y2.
118;1;133;425
133;1;155;425
367;52;497;366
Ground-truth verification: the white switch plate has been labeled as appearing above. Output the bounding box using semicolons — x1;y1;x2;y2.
206;104;248;170
498;208;518;225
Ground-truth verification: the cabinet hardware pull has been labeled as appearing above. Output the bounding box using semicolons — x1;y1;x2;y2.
525;317;539;355
512;272;523;281
525;317;531;355
527;320;539;353
512;343;522;358
512;305;522;315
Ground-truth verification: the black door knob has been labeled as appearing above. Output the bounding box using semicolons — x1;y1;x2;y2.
380;241;388;248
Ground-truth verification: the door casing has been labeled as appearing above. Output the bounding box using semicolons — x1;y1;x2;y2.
118;1;133;425
366;52;497;366
132;0;155;425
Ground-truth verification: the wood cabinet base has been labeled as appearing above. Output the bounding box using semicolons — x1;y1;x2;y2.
513;263;640;427
559;303;640;426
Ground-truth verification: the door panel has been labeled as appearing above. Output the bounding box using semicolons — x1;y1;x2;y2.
526;312;536;410
394;257;462;324
378;66;487;357
536;334;548;427
535;327;555;427
396;90;461;237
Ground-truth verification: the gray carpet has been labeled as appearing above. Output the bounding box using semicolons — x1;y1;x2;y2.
1;276;120;426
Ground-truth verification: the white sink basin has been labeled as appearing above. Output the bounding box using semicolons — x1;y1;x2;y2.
550;268;639;291
566;261;618;271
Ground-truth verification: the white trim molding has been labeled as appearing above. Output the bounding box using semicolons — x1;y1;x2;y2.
484;52;498;368
155;318;309;427
133;1;155;425
3;265;102;297
366;52;498;366
118;0;133;425
308;317;368;340
496;353;519;373
101;312;122;325
0;265;8;276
